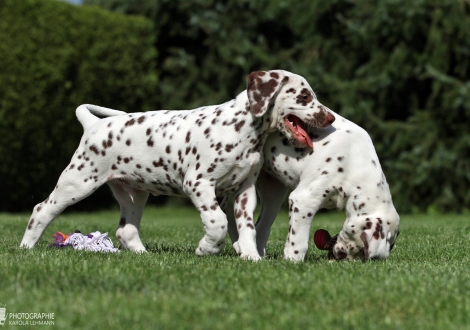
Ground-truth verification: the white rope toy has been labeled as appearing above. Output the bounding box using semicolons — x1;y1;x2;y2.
64;231;120;253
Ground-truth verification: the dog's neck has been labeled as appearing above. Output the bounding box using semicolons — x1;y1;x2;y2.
230;91;275;154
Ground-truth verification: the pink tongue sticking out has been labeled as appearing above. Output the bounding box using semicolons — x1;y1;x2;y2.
288;115;313;148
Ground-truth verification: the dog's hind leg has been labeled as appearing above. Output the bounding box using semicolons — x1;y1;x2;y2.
108;182;148;252
254;170;289;257
233;182;262;261
221;194;241;255
184;180;228;256
20;165;108;248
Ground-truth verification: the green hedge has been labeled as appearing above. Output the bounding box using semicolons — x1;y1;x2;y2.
0;0;158;211
291;0;470;213
85;0;470;213
1;0;469;213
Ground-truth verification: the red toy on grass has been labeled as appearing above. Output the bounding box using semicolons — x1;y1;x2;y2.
313;229;339;260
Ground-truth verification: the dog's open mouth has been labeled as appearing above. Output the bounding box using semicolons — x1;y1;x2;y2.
284;115;313;148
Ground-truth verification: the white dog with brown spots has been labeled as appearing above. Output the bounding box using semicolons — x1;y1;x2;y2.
228;110;400;261
20;70;335;261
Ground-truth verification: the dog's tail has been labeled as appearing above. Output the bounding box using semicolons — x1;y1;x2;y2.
76;104;127;129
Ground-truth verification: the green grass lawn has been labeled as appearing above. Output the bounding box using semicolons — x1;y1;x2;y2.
1;206;469;329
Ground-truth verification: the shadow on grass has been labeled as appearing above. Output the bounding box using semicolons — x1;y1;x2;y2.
144;243;194;254
144;242;240;258
120;240;331;263
263;250;328;263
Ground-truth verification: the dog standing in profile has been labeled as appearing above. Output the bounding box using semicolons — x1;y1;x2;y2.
20;70;335;260
228;109;400;261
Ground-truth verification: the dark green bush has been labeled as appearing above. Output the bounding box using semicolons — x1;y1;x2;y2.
86;0;470;213
288;0;470;213
1;0;469;213
84;0;298;109
0;0;158;211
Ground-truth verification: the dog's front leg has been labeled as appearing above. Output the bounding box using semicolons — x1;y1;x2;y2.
233;182;261;261
185;180;228;256
284;185;323;262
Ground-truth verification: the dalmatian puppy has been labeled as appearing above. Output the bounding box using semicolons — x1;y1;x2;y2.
228;109;400;262
20;70;335;261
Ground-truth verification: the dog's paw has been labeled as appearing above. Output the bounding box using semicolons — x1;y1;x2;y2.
240;252;261;262
195;246;209;256
284;247;306;262
195;239;225;256
232;241;241;254
127;243;147;253
131;248;147;253
284;255;303;263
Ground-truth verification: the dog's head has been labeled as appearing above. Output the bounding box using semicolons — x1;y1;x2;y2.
246;70;335;148
314;210;400;262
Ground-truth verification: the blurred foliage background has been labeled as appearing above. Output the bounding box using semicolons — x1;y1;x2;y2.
0;0;469;213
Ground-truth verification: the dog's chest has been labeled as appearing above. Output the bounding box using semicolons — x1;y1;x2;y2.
262;134;310;189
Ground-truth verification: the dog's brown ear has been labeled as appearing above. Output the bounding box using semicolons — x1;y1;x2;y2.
246;70;288;117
